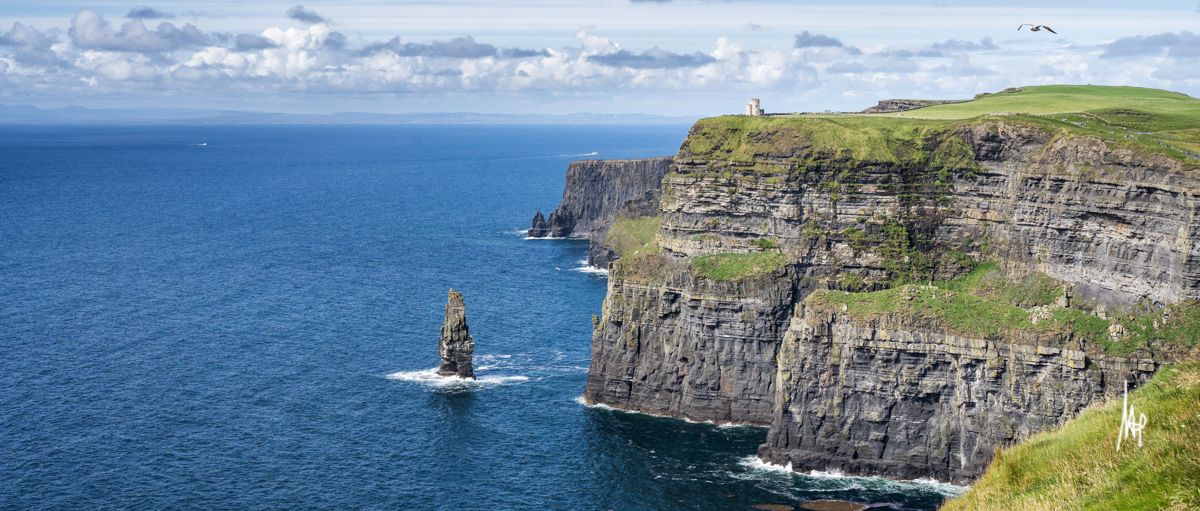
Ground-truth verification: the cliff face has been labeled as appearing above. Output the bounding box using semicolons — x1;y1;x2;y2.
574;104;1198;481
583;262;797;424
953;123;1200;307
552;157;672;238
758;304;1156;484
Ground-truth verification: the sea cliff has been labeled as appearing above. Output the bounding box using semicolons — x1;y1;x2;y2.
529;157;671;267
553;86;1200;483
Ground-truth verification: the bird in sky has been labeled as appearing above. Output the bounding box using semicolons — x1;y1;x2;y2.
1018;24;1058;34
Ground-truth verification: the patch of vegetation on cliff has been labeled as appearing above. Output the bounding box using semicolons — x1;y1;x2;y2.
607;215;676;284
941;362;1200;511
605;214;661;258
810;262;1200;355
611;252;679;284
809;285;1108;342
935;261;1063;308
691;252;787;281
850;220;973;287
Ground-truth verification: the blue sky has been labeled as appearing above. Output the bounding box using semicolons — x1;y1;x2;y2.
1;1;1198;115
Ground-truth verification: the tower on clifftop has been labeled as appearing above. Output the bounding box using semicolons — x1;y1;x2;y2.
745;98;763;116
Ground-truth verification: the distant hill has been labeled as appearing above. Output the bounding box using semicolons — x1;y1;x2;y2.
0;104;694;125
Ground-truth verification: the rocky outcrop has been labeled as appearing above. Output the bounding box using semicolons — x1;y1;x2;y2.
438;289;475;379
861;99;965;113
528;211;550;238
529;157;672;266
757;303;1156;484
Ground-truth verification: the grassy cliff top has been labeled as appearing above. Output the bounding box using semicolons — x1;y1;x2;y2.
883;85;1199;121
942;361;1200;510
683;85;1200;164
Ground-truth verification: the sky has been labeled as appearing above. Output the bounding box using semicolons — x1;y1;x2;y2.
1;0;1198;115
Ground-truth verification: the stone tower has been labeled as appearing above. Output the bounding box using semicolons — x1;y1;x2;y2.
746;98;763;116
437;288;475;379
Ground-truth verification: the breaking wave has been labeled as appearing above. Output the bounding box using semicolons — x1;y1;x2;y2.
572;258;608;276
574;396;760;429
385;368;529;390
736;456;968;497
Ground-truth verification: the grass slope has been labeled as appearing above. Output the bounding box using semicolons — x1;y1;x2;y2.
888;85;1200;121
942;362;1200;511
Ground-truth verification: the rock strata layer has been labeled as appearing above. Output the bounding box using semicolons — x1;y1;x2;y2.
438;288;475;379
757;304;1156;484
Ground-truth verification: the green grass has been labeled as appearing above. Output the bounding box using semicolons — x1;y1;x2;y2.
942;362;1200;511
1121;301;1200;352
889;85;1199;120
809;285;1071;340
604;214;661;257
934;261;1063;308
691;252;787;281
885;85;1200;160
681;114;976;169
683;85;1200;167
809;261;1200;355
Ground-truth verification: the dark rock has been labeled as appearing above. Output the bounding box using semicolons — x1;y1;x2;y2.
437;288;475;379
798;502;867;511
528;210;550;238
860;98;965;113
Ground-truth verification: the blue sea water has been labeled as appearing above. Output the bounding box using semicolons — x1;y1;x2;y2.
0;124;960;510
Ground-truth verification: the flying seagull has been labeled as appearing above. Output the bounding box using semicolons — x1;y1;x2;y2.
1018;24;1057;34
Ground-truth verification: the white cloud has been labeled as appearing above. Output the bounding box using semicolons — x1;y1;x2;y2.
0;7;1197;113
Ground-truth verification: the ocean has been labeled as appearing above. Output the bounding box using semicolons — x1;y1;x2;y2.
0;124;959;510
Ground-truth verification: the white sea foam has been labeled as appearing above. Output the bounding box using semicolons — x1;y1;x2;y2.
385;368;529;390
740;455;795;474
574;395;762;428
523;235;578;241
736;456;968;497
473;353;516;371
572;258;609;276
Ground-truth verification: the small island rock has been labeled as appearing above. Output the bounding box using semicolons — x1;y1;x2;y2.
438;288;475;379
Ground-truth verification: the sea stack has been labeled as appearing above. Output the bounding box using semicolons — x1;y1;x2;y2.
437;288;475;379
